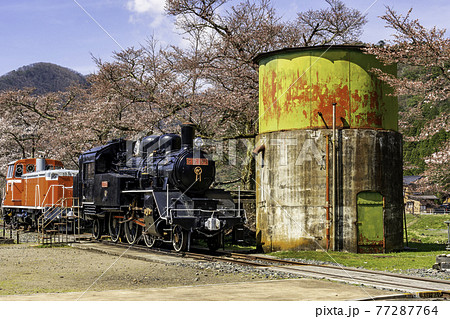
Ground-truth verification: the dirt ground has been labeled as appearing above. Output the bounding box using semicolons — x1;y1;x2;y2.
0;243;397;301
0;243;259;295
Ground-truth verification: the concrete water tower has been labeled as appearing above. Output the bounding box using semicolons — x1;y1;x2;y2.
254;45;403;253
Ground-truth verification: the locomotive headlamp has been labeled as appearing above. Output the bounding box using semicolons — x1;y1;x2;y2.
194;137;204;148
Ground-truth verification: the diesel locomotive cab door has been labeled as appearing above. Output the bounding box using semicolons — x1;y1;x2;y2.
82;162;95;203
356;192;385;253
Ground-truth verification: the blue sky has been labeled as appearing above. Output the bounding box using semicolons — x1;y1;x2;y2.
1;0;449;76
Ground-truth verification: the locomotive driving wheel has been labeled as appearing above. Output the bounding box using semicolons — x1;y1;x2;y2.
92;219;102;240
124;213;140;245
108;214;122;243
142;228;159;248
172;225;188;252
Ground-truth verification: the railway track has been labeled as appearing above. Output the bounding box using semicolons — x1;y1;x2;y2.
81;239;450;295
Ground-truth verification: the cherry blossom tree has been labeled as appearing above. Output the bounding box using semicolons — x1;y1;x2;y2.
165;0;367;188
0;89;78;171
365;7;449;195
365;8;449;102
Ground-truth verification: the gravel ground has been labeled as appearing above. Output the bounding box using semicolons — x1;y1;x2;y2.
0;243;303;296
173;261;303;280
400;268;450;280
0;227;40;243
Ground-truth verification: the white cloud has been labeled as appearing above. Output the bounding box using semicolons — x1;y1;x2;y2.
126;0;165;14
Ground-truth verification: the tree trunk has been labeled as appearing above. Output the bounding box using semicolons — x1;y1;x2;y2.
241;137;255;190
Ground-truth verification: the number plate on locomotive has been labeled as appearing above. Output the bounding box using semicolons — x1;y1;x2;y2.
186;158;208;165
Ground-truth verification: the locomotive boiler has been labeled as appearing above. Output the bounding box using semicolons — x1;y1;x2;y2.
76;124;245;251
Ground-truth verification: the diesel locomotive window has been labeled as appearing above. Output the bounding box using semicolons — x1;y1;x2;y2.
83;162;95;180
7;164;14;178
26;164;35;173
15;164;24;177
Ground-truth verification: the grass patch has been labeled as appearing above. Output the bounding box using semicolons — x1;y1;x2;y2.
34;244;70;249
406;213;450;245
270;213;450;272
271;246;446;271
226;244;257;252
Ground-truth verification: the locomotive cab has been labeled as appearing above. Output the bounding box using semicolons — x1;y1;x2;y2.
76;139;136;210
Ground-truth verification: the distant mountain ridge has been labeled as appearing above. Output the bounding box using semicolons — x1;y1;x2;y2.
0;62;88;94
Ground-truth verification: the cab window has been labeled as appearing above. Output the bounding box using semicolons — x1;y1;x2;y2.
26;164;35;173
83;162;95;180
7;164;14;178
15;164;24;177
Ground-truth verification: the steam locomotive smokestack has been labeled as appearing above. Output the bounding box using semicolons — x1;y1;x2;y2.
181;123;195;148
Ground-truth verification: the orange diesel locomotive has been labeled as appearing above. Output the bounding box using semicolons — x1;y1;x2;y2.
1;158;77;229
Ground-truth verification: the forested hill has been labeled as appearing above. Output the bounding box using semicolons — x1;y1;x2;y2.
0;62;88;94
397;63;449;193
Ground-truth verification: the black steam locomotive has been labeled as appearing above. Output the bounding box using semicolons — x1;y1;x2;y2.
75;124;245;251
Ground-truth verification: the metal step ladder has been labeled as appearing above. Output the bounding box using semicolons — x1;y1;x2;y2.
37;197;81;245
